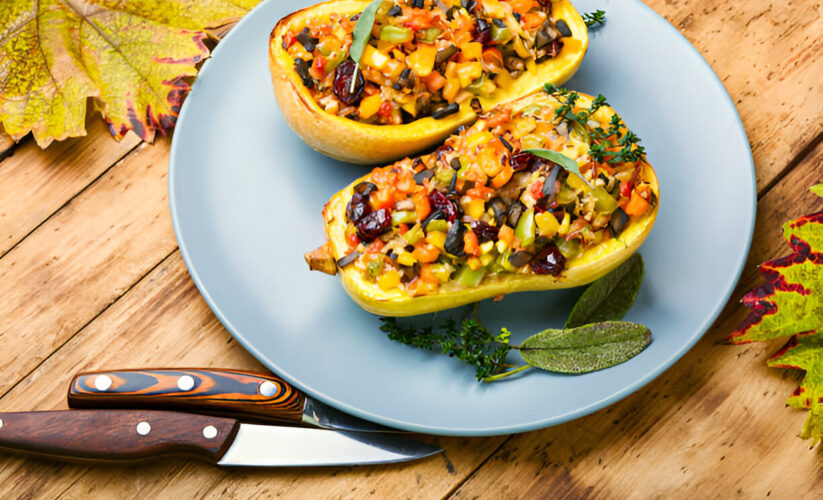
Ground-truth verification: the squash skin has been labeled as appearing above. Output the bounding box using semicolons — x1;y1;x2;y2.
269;0;589;165
318;92;660;317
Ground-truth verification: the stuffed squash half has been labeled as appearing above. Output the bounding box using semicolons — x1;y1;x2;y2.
270;0;588;164
305;87;660;316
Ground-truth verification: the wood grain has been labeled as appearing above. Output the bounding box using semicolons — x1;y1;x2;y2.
0;117;140;256
0;0;818;497
0;140;176;396
644;0;823;192
450;142;823;500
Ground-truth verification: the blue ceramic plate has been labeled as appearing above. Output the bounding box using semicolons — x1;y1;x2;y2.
169;0;755;435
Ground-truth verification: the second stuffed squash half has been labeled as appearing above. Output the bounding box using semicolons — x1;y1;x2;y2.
270;0;588;164
306;87;660;316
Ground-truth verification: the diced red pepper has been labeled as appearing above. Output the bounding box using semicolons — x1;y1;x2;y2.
619;181;633;198
313;56;327;74
378;101;394;120
529;180;545;200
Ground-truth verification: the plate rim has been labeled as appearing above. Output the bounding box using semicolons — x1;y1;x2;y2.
168;0;757;436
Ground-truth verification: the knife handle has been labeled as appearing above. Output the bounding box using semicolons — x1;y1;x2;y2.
0;410;238;464
68;369;305;425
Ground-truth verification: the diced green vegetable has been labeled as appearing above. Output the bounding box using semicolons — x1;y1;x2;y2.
555;237;581;259
435;167;454;186
514;207;536;247
420;27;442;44
324;50;347;73
491;24;512;44
403;223;424;244
592;186;618;214
426;219;449;232
455;265;487;287
392;210;417;225
380;25;413;43
521;105;542;116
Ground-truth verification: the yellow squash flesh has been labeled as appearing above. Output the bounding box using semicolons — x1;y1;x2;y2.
269;0;589;164
317;92;660;317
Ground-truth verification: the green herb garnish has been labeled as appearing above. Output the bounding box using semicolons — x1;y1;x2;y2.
583;9;606;28
380;254;651;382
348;0;383;93
350;0;382;63
565;254;645;328
543;83;647;166
522;148;595;190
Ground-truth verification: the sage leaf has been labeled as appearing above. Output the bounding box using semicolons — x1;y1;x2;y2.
565;253;645;328
523;148;594;189
350;0;383;64
519;322;651;374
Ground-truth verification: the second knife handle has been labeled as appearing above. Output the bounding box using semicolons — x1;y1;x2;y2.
68;369;305;425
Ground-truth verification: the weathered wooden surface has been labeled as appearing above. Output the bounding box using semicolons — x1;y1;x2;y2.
0;0;820;498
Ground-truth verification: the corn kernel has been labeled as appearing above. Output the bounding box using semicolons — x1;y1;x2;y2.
426;231;447;250
406;45;438;77
461;42;483;60
464;198;486;220
377;270;401;291
397;252;417;267
496;240;508;253
358;94;383;119
557;212;571;237
362;45;389;69
480;240;495;254
466;256;482;271
535;212;560;238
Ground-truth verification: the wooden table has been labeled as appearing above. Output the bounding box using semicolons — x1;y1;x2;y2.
0;0;821;497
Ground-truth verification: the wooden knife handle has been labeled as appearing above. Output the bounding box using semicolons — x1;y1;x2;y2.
0;410;238;464
68;369;305;425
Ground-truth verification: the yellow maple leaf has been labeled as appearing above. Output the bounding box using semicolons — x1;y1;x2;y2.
0;0;260;148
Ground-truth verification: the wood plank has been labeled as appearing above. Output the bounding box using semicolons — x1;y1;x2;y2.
643;0;823;191
0;140;176;397
0;117;140;256
0;251;503;499
450;142;823;498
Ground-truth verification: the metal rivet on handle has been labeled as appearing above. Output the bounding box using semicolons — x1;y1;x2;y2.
203;425;218;439
136;421;151;436
177;375;195;391
0;418;4;430
259;381;277;397
94;375;112;392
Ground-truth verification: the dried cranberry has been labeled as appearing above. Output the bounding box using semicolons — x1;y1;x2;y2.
428;189;458;222
356;208;391;242
510;152;535;171
531;244;566;276
333;60;364;106
346;192;372;223
474;19;491;45
470;220;500;243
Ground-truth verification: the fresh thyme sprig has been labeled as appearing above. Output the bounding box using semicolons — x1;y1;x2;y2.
583;9;606;28
543;83;646;165
380;318;513;381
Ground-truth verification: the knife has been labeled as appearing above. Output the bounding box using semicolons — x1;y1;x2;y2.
0;410;440;466
68;368;395;433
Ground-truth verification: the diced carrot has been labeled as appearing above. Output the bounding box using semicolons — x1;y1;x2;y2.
420;264;439;285
509;0;535;14
491;164;513;188
624;189;652;216
484;109;511;129
498;225;515;246
367;239;385;253
397;223;409;235
464;164;488;185
464;231;480;256
412;191;431;221
465;185;495;200
412;240;440;263
421;71;447;93
597;162;615;176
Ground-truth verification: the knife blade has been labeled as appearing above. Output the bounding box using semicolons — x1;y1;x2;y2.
0;410;440;466
68;368;395;433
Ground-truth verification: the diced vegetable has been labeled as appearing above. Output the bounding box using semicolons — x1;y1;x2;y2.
406;45;438;77
379;25;413;43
